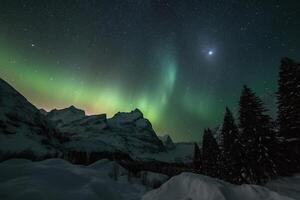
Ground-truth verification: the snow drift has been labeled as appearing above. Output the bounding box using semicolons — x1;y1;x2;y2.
142;173;296;200
0;158;146;200
266;174;300;200
0;158;299;200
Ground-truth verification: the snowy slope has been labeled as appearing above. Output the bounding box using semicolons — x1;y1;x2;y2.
143;173;296;200
266;175;300;200
1;158;299;200
0;158;146;200
0;79;61;160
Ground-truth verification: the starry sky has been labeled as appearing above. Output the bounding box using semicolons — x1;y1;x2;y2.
0;0;300;142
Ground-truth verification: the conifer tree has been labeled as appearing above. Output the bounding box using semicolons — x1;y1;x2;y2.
239;86;278;184
277;58;300;173
219;107;245;184
193;143;202;171
202;128;220;178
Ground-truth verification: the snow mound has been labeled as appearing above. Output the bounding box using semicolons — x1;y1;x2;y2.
1;158;32;165
266;174;300;200
143;173;295;200
0;158;145;200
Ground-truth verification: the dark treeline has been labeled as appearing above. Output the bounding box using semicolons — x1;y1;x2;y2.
193;58;300;184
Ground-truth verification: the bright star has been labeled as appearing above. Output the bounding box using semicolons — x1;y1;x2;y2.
208;50;213;55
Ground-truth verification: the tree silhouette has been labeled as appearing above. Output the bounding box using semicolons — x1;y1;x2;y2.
239;86;278;184
219;107;245;184
277;58;300;174
202;128;220;178
193;142;202;171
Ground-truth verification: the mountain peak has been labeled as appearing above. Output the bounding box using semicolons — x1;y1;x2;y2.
46;105;85;126
0;78;61;158
0;78;37;113
159;135;175;150
39;108;48;115
49;105;85;115
68;105;78;110
133;108;142;114
0;78;25;98
63;105;85;113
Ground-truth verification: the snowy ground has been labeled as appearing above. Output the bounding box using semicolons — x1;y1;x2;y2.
0;158;299;200
266;174;300;200
0;159;147;200
143;173;299;200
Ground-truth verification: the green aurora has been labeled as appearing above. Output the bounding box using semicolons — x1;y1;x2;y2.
0;38;224;141
0;1;298;141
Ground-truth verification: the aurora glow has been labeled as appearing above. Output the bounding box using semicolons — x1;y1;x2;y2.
0;1;299;142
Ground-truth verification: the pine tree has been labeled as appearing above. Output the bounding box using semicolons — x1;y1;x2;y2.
202;128;220;178
239;86;278;184
219;107;245;184
277;58;300;174
193;143;202;171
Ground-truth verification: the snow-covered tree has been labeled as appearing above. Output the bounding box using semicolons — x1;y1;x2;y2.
239;86;278;184
277;58;300;174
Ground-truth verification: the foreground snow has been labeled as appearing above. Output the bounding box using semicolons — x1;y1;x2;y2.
266;174;300;200
1;159;299;200
143;173;298;200
0;159;146;200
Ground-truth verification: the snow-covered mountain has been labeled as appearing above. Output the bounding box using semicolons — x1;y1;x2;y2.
43;106;166;162
0;78;194;164
46;105;86;127
158;135;175;150
0;79;62;161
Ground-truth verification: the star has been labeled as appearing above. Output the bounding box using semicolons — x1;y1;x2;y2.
208;50;214;55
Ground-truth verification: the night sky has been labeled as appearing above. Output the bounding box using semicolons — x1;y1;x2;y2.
0;0;299;142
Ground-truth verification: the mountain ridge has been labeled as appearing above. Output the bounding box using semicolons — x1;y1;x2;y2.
1;78;185;163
